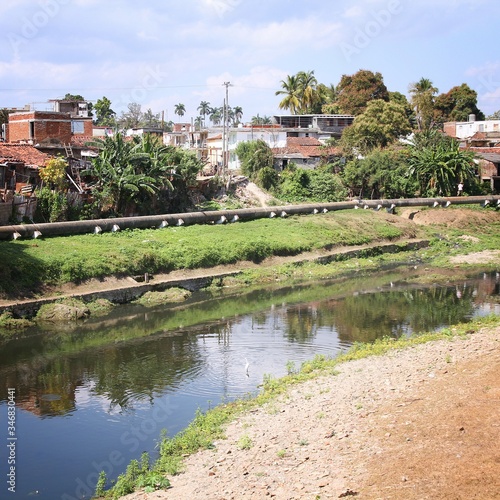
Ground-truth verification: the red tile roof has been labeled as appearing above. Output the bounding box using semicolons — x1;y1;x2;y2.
0;143;50;168
273;137;340;158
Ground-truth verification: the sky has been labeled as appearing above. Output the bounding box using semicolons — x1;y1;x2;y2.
1;0;499;123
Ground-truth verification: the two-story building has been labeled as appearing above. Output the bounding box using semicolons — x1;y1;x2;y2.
4;99;93;159
444;116;500;147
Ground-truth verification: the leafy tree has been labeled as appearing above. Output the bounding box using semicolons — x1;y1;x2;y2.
407;132;478;196
319;84;340;114
487;110;500;120
94;96;116;127
119;103;144;129
174;103;186;119
335;70;389;115
277;164;347;203
434;83;485;123
409;77;438;131
235;140;274;179
39;156;68;190
389;91;415;125
340;99;412;153
142;108;162;128
341;149;416;199
256;166;279;191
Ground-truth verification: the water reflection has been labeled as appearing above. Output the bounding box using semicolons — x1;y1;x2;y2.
0;272;499;499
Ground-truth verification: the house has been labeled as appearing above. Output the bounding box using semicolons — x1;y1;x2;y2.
125;127;164;138
0;143;51;224
470;147;500;193
273;137;341;170
444;116;500;147
204;125;288;172
5;99;93;159
273;114;354;140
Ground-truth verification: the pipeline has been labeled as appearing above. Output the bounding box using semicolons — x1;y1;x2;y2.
0;195;499;241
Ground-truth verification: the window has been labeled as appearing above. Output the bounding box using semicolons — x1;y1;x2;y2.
71;121;85;134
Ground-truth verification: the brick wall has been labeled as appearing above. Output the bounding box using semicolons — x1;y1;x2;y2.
8;111;73;144
443;122;457;138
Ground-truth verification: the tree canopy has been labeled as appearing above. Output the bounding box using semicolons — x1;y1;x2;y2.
434;83;485;123
335;70;389;115
341;99;412;153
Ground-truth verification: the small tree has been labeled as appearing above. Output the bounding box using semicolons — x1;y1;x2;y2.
341;100;412;154
39;157;68;190
235;140;274;179
408;133;478;196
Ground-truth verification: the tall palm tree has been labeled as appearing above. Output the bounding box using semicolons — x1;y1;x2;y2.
210;107;222;126
409;78;438;131
233;106;243;125
297;70;318;113
251;114;272;125
197;101;211;127
275;75;301;114
174;103;186;119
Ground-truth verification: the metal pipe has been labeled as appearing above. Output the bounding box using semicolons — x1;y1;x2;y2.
0;195;498;240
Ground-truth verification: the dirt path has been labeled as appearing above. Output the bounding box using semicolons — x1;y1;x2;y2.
123;328;500;500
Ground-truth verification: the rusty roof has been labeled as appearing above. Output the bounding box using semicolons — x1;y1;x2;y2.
0;143;50;167
273;136;340;158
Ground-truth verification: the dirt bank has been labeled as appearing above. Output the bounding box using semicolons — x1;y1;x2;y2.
123;328;500;500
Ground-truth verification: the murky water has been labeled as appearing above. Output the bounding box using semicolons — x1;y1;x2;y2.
0;271;499;499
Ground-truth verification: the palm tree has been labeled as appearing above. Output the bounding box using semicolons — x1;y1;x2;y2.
174;103;186;120
233;106;243;125
210;107;222;126
197;101;211;127
194;116;203;130
251;114;272;125
408;132;477;196
85;133;159;215
297;70;318;113
275;75;301;114
409;78;438;131
226;106;235;126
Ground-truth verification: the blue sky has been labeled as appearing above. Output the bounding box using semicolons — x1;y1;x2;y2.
1;0;499;123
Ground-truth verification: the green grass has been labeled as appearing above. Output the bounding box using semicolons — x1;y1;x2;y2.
0;210;420;297
95;312;500;498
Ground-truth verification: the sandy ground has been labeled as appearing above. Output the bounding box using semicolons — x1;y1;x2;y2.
123;328;500;500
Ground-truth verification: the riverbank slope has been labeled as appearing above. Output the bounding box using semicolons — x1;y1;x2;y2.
123;326;500;500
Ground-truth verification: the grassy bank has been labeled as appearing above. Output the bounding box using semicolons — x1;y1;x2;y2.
0;210;419;298
95;313;500;498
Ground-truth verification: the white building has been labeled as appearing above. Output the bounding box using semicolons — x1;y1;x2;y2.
444;116;500;146
207;126;288;171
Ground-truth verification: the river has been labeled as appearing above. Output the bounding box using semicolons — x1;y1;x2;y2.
0;270;499;499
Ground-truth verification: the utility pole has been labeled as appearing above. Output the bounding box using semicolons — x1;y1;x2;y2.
222;81;231;179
